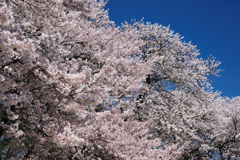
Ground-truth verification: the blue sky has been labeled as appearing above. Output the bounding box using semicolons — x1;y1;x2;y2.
105;0;240;98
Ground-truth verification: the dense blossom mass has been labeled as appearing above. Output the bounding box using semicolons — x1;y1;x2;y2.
0;0;239;159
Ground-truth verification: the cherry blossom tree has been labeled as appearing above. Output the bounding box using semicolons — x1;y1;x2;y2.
0;0;189;159
122;21;240;159
0;0;239;159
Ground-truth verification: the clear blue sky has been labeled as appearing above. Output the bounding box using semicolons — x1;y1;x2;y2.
105;0;240;98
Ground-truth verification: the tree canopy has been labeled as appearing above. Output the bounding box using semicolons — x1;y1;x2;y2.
0;0;239;159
